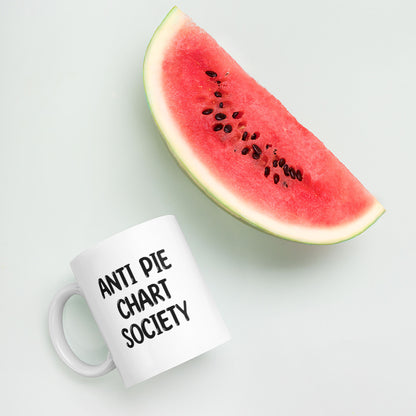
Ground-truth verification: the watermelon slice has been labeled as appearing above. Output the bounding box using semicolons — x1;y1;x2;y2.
143;7;384;244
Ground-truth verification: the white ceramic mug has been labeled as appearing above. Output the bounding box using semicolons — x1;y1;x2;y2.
49;215;230;387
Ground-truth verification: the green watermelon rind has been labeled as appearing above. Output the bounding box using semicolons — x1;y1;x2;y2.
143;6;385;244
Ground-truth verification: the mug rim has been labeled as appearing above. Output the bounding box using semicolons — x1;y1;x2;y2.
70;214;175;267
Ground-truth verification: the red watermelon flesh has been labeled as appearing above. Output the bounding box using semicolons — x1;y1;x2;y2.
143;7;384;244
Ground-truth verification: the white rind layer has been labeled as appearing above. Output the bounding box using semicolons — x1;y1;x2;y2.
143;7;385;244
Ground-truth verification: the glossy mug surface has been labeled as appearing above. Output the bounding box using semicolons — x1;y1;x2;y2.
49;215;230;387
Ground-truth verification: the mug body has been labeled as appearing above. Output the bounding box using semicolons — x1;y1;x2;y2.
70;215;230;387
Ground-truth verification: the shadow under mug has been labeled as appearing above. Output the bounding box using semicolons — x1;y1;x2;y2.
49;215;230;387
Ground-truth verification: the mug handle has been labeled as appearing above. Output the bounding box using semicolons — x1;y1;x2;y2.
48;282;116;377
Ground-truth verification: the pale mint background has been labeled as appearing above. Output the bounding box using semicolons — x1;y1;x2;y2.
1;0;415;415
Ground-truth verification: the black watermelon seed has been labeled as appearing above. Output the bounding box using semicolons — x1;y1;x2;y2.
283;164;290;176
274;174;280;184
289;167;296;179
242;131;248;141
252;152;260;160
219;102;224;108
266;144;272;149
214;91;222;97
264;167;270;177
224;124;232;133
202;108;213;115
215;113;226;120
252;144;262;154
273;160;278;168
205;70;217;78
216;80;221;84
232;112;239;119
296;170;303;181
242;147;250;155
251;133;257;140
278;158;286;167
213;123;223;131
